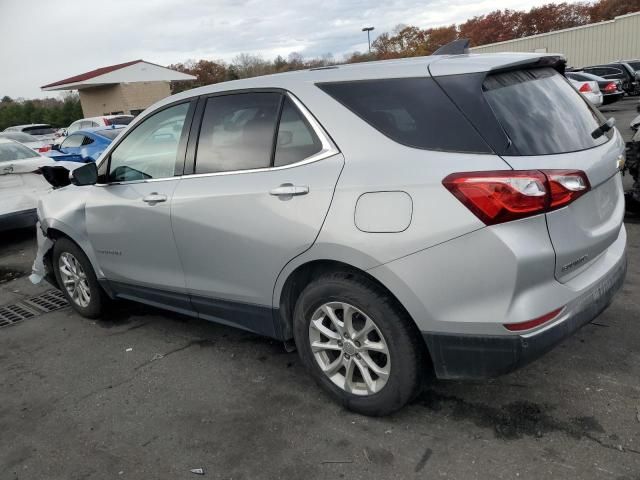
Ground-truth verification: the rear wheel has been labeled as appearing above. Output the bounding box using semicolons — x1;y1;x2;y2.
293;271;424;416
53;238;106;318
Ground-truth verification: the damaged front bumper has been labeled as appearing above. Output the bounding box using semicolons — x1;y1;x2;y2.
29;221;55;286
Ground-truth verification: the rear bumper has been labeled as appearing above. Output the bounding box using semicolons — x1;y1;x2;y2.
0;209;37;232
423;252;627;379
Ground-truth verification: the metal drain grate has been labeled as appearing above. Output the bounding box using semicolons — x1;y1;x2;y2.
0;289;68;328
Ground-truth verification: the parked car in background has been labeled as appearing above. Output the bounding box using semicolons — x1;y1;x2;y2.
47;126;125;163
581;63;639;95
566;72;623;105
623;60;640;72
0;131;52;153
0;139;78;231
34;52;627;416
569;78;603;107
57;115;134;140
3;124;58;143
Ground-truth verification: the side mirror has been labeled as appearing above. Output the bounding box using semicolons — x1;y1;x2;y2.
51;143;61;151
70;162;98;186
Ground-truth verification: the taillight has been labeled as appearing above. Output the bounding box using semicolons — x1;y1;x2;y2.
443;170;590;225
578;83;592;93
603;82;617;93
38;145;51;153
504;307;564;332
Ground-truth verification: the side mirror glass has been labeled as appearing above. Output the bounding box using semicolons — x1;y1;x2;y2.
70;162;98;186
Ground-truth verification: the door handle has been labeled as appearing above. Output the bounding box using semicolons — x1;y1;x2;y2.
142;193;167;205
269;184;309;197
1;165;14;175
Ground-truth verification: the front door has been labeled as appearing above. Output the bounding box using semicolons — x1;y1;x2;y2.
85;101;194;306
171;92;343;335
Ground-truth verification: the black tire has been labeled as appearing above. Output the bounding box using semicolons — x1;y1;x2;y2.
293;271;424;416
52;237;106;319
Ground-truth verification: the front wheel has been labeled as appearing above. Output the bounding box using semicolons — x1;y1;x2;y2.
52;238;106;318
293;272;424;416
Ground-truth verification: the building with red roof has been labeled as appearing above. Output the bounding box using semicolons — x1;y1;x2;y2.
41;60;196;117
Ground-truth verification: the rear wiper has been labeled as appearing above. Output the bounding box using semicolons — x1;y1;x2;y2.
591;117;616;139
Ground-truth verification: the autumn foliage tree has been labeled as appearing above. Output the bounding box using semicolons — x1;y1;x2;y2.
160;0;639;93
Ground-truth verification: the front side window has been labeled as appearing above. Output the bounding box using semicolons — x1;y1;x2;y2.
195;93;281;174
483;68;609;155
274;97;322;167
108;102;190;182
61;134;84;149
67;122;81;133
318;78;491;153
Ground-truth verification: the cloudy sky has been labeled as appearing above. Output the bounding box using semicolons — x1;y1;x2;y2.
2;0;558;99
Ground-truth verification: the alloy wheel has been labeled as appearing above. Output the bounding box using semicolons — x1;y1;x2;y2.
58;252;91;308
308;301;390;396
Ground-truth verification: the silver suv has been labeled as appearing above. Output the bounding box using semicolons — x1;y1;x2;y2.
35;52;627;416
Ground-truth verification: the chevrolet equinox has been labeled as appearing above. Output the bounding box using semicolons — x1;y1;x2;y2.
34;51;627;416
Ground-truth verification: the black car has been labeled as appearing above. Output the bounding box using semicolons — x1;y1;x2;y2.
581;63;639;95
565;71;624;105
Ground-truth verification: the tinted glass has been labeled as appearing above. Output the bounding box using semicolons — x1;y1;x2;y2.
483;68;608;156
23;126;56;135
628;61;640;71
318;77;491;153
106;116;133;125
109;102;189;182
274;97;322;167
61;134;84;149
195;93;281;174
0;142;38;161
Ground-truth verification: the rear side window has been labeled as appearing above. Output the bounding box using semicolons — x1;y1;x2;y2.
274;97;322;167
195;93;281;174
317;78;491;153
483;68;609;156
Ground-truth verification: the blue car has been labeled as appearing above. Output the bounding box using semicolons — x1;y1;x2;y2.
47;125;125;163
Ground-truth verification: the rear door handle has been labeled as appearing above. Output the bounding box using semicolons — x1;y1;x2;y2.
269;184;309;197
142;193;167;205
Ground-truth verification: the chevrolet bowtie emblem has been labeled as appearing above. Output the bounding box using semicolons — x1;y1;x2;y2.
617;156;626;172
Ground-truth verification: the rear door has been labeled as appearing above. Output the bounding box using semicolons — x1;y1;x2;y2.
480;68;625;282
171;91;342;334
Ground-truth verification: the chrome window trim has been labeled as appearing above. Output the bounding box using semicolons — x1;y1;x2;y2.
96;90;339;187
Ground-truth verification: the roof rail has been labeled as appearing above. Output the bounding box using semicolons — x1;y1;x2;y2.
433;39;470;56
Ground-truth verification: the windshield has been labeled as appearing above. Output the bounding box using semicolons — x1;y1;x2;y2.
0;142;39;162
483;68;609;156
0;132;39;143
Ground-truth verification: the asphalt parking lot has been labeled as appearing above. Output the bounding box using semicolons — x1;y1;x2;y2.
1;100;640;480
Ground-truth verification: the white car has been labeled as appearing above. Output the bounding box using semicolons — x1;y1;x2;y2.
569;79;603;107
3;124;59;143
0;131;52;153
0;139;78;231
631;113;640;131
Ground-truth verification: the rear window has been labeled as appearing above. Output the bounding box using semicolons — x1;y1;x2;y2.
22;126;56;135
0;132;37;143
98;129;122;140
483;68;609;156
105;116;133;126
317;78;491;153
0;142;38;161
